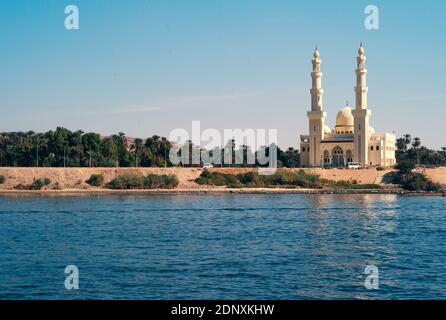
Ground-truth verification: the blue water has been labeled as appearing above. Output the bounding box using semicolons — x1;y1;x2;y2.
0;194;445;299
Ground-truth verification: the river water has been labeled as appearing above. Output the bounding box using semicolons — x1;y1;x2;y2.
0;194;445;299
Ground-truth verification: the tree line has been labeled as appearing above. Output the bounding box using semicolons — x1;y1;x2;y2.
0;128;171;167
0;127;300;168
396;134;446;166
3;128;442;168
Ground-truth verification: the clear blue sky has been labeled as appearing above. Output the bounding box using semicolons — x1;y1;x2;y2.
0;0;445;149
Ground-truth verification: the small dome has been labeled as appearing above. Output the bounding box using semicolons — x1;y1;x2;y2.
369;126;375;134
335;107;354;127
324;125;331;134
314;49;320;58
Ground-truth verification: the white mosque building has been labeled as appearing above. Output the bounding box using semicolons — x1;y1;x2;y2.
300;44;396;168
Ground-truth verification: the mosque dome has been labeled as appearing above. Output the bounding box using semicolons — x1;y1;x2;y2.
324;125;331;134
335;107;354;127
314;49;320;58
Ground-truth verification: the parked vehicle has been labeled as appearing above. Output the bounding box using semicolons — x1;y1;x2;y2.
203;163;213;169
347;162;361;169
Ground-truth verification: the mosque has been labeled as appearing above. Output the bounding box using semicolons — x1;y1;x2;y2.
300;44;396;167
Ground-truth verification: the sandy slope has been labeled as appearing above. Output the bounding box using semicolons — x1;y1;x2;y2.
0;167;445;192
0;167;392;189
0;167;202;190
426;167;446;186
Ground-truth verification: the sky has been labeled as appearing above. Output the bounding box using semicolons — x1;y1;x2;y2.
0;0;445;149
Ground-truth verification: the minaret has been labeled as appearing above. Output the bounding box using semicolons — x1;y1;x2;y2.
307;46;326;166
352;43;372;165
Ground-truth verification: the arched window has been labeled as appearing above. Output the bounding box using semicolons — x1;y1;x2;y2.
324;150;330;164
371;146;374;151
346;150;353;163
376;146;380;151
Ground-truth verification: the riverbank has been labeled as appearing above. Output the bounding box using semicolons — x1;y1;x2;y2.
0;188;444;196
0;167;445;196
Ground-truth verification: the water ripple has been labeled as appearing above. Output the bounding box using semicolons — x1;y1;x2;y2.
0;194;445;299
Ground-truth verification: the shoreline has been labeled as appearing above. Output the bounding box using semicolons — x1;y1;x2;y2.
1;167;445;197
0;188;444;197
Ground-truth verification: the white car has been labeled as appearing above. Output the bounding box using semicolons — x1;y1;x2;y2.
203;163;213;169
347;162;361;169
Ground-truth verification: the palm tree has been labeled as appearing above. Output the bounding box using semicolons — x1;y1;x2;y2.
396;138;406;152
159;137;171;167
412;137;421;149
403;134;412;151
118;132;128;150
412;137;421;164
131;138;143;167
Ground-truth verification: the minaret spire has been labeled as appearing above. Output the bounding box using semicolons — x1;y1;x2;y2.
352;43;372;165
311;46;323;111
307;47;327;167
355;42;367;109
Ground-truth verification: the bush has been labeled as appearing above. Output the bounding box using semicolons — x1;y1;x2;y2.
323;179;381;189
0;175;5;184
401;172;441;192
86;174;105;186
393;163;441;191
396;161;416;175
15;178;51;190
106;174;145;189
106;174;179;189
162;174;179;188
196;171;241;187
145;174;179;189
264;170;324;188
237;171;262;186
196;170;382;190
196;170;324;189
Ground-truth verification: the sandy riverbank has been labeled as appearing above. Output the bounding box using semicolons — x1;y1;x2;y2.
0;167;445;195
0;188;444;197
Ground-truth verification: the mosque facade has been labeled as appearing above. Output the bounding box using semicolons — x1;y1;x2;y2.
300;44;396;167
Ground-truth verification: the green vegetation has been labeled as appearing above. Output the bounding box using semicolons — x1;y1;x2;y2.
0;175;5;184
324;180;382;190
106;174;179;189
0;128;172;167
396;134;446;166
15;178;51;190
196;170;381;189
86;174;105;187
393;161;441;192
401;173;441;192
2;128;446;169
395;161;416;176
0;128;300;168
